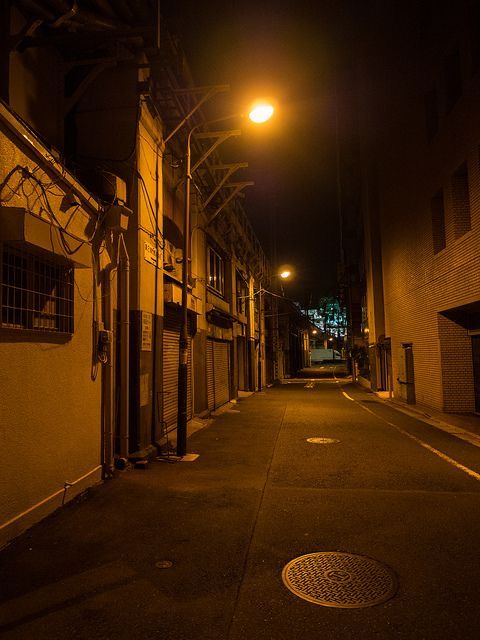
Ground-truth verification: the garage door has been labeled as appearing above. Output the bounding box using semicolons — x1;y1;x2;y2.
206;339;231;410
162;310;192;432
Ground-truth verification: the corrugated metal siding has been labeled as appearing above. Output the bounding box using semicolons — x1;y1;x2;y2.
162;311;192;431
206;338;231;410
207;340;215;410
214;341;230;407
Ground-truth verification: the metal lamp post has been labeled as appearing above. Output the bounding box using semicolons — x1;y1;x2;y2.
176;102;275;457
176;125;195;457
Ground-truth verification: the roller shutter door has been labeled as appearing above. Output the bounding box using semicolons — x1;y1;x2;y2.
206;339;231;410
163;311;192;431
207;340;215;410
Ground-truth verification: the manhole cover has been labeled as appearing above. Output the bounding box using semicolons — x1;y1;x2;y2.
306;437;340;444
282;552;397;608
155;560;173;569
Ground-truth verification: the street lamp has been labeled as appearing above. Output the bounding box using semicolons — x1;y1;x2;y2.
249;102;275;123
256;267;293;391
176;101;275;457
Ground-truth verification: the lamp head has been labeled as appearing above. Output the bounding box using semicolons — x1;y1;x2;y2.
248;101;275;123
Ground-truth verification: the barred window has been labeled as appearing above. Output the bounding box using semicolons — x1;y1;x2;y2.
1;245;74;333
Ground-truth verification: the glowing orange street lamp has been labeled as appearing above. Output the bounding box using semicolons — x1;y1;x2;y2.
177;99;275;456
249;102;275;123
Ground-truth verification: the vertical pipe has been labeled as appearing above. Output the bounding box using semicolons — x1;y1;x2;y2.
177;129;192;456
119;235;130;459
258;287;263;390
103;264;115;474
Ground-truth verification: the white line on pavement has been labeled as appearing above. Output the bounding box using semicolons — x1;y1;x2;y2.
357;401;480;483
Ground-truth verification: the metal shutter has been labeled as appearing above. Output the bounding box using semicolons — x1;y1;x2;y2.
206;339;231;410
162;311;192;431
214;341;230;407
207;340;215;411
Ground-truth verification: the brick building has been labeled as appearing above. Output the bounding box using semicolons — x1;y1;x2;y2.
358;0;480;412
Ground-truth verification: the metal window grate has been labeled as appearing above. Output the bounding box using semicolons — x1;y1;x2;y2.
1;244;74;333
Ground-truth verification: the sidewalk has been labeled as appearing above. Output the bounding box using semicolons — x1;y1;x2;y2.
369;388;480;446
0;390;287;640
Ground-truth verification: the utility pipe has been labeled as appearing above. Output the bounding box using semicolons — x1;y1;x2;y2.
118;233;130;459
103;262;115;474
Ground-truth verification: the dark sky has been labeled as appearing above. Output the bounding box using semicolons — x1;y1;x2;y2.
162;1;353;305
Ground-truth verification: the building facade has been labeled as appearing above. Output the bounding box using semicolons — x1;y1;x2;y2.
358;0;480;412
0;1;285;547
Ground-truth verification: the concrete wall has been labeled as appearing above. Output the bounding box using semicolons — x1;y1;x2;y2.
0;121;101;548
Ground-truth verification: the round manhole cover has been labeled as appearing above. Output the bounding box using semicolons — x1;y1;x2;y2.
306;437;340;444
155;560;173;569
282;552;397;608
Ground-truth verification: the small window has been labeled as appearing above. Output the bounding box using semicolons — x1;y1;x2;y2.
445;48;462;112
425;89;438;141
207;246;225;296
1;244;74;333
431;190;446;253
451;163;471;238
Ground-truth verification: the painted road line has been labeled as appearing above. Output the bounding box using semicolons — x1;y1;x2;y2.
357;401;480;483
378;402;480;450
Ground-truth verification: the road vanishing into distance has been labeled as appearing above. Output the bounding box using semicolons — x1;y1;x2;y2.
1;377;480;639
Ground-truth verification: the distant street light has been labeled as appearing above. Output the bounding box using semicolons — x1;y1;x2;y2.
177;101;275;457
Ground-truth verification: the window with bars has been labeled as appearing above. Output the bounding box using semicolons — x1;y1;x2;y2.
1;244;74;333
207;246;225;296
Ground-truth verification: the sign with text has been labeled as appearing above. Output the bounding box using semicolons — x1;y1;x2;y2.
144;241;158;266
141;311;153;351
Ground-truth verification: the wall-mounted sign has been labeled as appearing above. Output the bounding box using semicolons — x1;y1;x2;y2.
141;311;153;351
144;241;157;266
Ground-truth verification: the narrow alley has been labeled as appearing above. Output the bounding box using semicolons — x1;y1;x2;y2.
1;380;480;639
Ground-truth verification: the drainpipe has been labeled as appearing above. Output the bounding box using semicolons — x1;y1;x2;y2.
103;263;115;475
118;234;130;459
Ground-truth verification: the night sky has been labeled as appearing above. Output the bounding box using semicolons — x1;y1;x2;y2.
162;1;356;305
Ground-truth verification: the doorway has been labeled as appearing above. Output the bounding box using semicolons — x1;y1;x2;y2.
399;343;416;404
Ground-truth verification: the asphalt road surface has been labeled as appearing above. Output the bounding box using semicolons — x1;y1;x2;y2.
1;379;480;639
